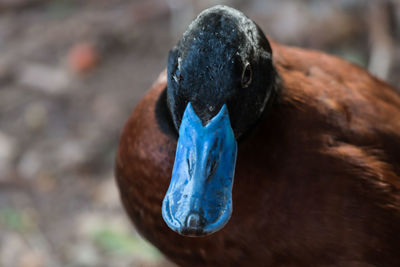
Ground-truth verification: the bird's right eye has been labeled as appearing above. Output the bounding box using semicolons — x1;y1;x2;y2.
173;72;180;83
173;57;183;83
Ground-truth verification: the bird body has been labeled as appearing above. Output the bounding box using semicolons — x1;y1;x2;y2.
116;6;400;266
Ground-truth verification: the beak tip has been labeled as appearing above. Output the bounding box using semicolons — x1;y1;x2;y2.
162;195;233;237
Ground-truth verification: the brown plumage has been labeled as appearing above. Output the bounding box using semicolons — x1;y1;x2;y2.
116;13;400;265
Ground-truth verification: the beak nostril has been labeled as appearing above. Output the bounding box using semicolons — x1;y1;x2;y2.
187;157;193;177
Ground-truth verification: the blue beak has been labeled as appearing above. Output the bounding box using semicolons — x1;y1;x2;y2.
162;103;237;236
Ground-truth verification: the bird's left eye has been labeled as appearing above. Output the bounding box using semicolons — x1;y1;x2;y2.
241;62;252;88
173;72;180;83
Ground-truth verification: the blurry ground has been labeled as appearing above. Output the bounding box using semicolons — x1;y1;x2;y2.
0;0;399;266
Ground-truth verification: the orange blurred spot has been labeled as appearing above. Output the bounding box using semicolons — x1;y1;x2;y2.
68;42;99;74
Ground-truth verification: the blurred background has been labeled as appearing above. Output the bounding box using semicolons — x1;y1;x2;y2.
0;0;399;266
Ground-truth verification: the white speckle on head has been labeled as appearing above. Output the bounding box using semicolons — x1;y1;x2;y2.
177;57;182;71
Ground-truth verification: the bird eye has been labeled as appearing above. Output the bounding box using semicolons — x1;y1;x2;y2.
173;71;183;83
173;57;183;83
241;62;252;88
173;73;180;83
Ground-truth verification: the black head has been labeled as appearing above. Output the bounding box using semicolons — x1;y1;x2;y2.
167;5;277;138
162;5;279;237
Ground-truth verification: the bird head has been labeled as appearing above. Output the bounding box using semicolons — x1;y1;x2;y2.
162;5;277;236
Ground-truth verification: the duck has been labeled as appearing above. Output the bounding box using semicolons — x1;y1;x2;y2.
115;5;400;266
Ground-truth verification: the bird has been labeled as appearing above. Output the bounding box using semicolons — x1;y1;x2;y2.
115;5;400;266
